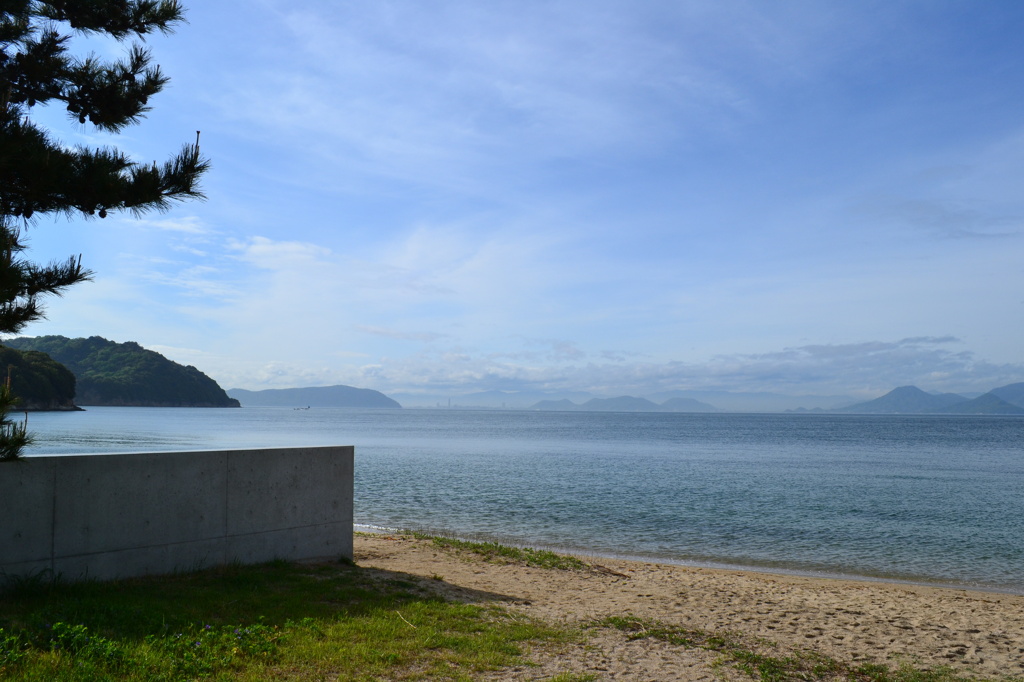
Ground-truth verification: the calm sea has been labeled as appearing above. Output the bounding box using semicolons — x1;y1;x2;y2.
22;407;1024;594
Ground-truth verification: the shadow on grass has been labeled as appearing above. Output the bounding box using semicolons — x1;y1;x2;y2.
0;559;572;681
0;558;519;642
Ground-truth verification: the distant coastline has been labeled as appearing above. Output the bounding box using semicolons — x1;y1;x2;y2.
382;382;1024;415
228;385;401;409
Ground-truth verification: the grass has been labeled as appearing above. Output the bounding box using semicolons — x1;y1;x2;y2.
0;558;576;681
3;537;1020;681
596;615;1020;682
418;534;590;571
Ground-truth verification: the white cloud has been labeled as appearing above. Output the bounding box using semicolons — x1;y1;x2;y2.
228;235;333;270
132;215;212;235
20;1;1024;403
276;337;1022;399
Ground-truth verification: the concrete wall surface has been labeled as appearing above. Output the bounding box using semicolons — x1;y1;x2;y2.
0;446;353;582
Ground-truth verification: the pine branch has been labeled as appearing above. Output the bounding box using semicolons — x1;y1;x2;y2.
0;381;31;461
65;43;169;130
36;1;187;39
23;254;93;297
0;224;93;335
0;107;208;219
0;1;205;461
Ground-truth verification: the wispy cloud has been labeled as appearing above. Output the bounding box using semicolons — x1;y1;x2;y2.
207;0;860;199
354;325;448;343
856;198;1021;239
21;1;1024;401
133;216;212;235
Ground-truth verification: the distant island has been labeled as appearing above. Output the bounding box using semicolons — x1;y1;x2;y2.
228;385;401;408
525;384;1024;415
834;384;1024;415
529;395;718;413
4;336;239;408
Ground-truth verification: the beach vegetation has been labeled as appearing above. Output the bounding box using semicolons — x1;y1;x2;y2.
594;615;1010;682
0;559;578;681
2;540;1015;681
422;534;590;571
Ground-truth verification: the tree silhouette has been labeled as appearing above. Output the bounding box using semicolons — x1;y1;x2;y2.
1;1;209;458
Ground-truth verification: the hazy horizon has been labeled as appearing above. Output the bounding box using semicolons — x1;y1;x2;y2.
225;380;1018;413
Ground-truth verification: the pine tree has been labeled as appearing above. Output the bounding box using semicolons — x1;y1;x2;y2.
1;1;209;459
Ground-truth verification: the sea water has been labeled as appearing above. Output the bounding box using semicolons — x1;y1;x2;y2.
21;407;1024;593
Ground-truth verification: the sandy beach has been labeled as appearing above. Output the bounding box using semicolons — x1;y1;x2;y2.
354;533;1024;680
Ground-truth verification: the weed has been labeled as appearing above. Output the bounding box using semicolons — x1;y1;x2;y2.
0;571;63;599
0;628;27;669
48;622;126;666
429;536;590;570
595;615;1011;682
0;560;577;681
146;620;281;677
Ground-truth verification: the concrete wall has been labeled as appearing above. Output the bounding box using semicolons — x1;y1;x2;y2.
0;446;353;582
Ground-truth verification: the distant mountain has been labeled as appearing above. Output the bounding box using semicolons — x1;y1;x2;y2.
838;386;967;414
529;395;718;413
989;382;1024;408
391;389;597;409
659;396;719;413
648;389;853;413
228;385;401;408
393;388;836;412
579;396;663;412
936;393;1024;415
528;396;659;412
835;385;1024;415
528;399;579;411
5;336;239;407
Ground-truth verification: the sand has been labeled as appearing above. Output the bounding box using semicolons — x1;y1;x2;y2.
353;534;1024;681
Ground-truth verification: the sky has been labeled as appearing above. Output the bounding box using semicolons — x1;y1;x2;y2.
17;0;1024;402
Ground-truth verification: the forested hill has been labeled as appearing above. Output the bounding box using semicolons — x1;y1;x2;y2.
4;336;239;408
0;345;78;411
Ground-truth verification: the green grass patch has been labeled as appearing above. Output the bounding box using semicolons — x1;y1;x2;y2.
423;535;589;571
0;560;576;681
595;615;1017;682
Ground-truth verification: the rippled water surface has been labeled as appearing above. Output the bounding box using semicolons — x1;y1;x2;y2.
24;407;1024;592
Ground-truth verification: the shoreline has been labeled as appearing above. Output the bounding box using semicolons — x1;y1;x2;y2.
354;532;1024;680
354;524;1024;598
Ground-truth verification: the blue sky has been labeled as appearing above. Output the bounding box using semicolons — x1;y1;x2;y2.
19;0;1024;400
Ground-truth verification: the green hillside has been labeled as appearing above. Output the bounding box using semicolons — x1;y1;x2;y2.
5;336;239;408
0;345;77;410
